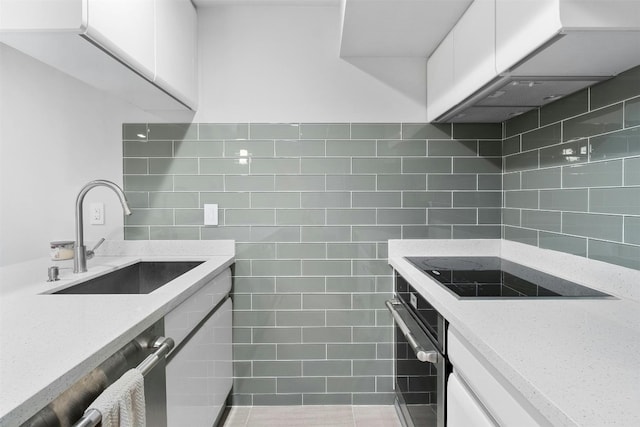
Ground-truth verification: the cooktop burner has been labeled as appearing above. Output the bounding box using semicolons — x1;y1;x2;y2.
405;256;610;299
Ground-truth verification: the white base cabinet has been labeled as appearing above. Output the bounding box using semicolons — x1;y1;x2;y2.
164;268;233;427
447;371;496;427
166;298;232;427
447;328;547;427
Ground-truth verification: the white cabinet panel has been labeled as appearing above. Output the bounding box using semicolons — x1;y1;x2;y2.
428;0;498;122
0;0;197;111
495;0;562;74
0;0;83;30
426;31;455;122
165;268;232;348
155;0;198;108
84;0;156;80
452;0;497;110
448;328;545;427
447;371;496;427
166;298;232;427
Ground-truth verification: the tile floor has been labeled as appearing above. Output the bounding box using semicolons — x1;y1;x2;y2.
222;405;403;427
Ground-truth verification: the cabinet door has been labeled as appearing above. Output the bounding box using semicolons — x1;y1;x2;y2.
84;0;156;80
154;0;198;108
495;0;561;74
447;371;496;427
452;0;496;103
0;0;83;30
448;327;543;426
166;298;232;427
426;30;455;122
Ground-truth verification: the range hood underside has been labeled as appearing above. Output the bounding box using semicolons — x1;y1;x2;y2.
435;30;640;123
444;76;603;123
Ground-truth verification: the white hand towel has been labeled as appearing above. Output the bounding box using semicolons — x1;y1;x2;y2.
85;368;146;427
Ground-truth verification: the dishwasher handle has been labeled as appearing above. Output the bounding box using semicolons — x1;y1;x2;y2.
386;299;438;364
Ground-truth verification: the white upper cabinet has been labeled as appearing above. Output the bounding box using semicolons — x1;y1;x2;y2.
0;0;197;111
155;0;198;109
427;0;497;122
84;0;156;81
426;31;455;123
453;0;496;100
427;0;640;122
494;0;562;75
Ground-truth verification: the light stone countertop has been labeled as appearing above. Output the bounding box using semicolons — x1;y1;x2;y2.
388;239;640;427
0;241;235;427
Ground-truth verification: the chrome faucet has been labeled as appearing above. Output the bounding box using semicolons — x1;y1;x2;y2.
74;180;132;273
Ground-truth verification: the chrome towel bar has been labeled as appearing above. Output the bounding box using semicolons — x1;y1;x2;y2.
71;336;175;427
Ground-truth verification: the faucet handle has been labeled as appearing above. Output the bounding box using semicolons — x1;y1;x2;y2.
86;238;106;260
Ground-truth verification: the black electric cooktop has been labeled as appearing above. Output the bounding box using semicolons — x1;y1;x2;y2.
405;256;611;299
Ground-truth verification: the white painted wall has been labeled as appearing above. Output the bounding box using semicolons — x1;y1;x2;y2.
0;44;160;267
194;5;428;122
0;4;428;267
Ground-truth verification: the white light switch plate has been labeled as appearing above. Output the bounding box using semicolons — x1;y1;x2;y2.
204;204;219;226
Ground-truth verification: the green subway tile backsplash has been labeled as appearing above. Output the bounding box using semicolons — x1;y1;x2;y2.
588;239;640;270
589;127;640;161
326;140;376;157
505;109;539;137
376;140;427;156
147;123;197;140
563;104;624;142
125;81;640;405
250;123;300;139
626;97;640;127
625;157;640;185
521;123;561;151
402;123;451;139
351;123;401;139
428;139;477;156
562;160;623;188
503;66;640;269
300;123;350;139
539;89;588;126
590;66;640;110
199;123;249;140
539;140;588;168
174;140;224;158
452;123;502;140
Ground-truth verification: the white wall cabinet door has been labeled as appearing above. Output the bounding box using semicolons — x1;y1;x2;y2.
427;0;497;122
452;0;496;103
84;0;156;81
0;0;197;110
426;31;455;122
155;0;198;108
495;0;561;74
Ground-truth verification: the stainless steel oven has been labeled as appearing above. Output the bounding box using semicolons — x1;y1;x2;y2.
387;272;448;427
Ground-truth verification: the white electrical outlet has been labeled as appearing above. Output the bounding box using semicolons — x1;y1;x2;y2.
204;204;219;226
90;202;105;225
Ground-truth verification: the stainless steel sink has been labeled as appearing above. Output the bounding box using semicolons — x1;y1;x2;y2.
54;261;204;294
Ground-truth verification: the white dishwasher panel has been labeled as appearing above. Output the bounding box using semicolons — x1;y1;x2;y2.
165;268;232;348
166;297;232;427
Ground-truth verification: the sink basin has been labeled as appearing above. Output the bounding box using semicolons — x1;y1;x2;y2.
54;261;204;294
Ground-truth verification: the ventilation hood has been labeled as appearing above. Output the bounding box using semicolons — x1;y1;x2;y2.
441;72;606;123
427;0;640;123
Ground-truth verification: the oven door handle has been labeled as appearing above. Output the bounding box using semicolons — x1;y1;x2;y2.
386;299;438;364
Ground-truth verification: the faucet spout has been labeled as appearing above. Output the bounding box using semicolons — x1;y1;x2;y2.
74;180;132;273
